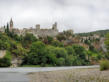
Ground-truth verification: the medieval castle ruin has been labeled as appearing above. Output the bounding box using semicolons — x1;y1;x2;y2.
0;19;59;38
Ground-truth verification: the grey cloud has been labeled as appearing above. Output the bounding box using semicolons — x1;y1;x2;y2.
0;0;109;33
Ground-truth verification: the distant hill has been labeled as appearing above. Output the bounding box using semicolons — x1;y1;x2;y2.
76;29;109;37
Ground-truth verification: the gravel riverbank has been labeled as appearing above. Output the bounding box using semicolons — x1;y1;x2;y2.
28;68;109;82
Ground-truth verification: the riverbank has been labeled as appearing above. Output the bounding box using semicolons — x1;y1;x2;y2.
0;65;99;73
28;68;109;82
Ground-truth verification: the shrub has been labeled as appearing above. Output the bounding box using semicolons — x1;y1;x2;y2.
23;41;48;65
100;60;109;71
57;58;65;66
0;51;12;67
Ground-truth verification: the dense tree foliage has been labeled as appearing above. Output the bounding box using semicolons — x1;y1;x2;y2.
77;29;109;37
23;41;48;66
0;51;12;67
21;33;37;48
23;43;91;66
105;33;109;59
0;28;105;67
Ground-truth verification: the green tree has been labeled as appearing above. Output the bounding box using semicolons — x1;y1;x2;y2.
0;40;7;50
23;41;47;66
46;46;57;65
89;45;96;52
47;36;53;44
56;34;66;41
65;55;74;66
57;58;65;66
51;40;64;47
21;33;37;48
105;33;109;50
5;23;9;34
105;33;109;59
72;45;89;65
0;51;12;67
11;44;27;57
54;47;67;58
65;46;75;55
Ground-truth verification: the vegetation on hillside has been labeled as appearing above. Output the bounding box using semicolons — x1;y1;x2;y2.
77;29;109;37
0;26;108;67
100;60;109;71
0;51;12;67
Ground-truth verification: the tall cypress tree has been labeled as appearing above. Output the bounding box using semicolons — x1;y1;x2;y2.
5;23;10;36
7;23;9;33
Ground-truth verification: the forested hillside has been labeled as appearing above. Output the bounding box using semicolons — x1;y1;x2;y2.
77;29;109;37
0;27;108;67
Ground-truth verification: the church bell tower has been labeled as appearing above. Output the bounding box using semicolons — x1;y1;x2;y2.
10;18;13;32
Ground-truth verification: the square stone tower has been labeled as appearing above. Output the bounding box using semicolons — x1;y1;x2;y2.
52;22;58;31
36;24;40;30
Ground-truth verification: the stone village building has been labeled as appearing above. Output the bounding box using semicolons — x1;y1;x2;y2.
0;19;59;38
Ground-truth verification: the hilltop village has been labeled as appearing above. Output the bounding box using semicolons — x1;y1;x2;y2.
0;19;107;67
0;19;59;38
0;19;104;50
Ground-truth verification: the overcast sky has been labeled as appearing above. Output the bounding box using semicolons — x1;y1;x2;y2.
0;0;109;33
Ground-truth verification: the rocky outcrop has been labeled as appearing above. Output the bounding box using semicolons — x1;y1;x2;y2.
11;58;22;67
0;50;6;58
100;38;107;52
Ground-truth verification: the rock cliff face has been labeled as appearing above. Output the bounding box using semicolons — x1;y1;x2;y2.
0;50;6;58
100;38;107;52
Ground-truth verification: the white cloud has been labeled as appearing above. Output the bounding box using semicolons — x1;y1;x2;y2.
0;0;109;33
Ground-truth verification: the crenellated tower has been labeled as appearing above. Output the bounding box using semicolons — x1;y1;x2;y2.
52;22;58;31
36;24;40;30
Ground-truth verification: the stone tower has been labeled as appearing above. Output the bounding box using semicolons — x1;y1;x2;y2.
52;22;58;31
10;18;13;32
36;24;40;30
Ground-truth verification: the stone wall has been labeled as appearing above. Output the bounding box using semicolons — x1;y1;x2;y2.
19;22;59;37
0;21;59;38
20;27;58;38
35;29;58;37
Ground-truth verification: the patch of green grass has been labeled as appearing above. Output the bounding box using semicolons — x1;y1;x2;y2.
100;60;109;71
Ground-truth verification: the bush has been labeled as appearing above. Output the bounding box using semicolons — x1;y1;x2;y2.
0;51;12;67
100;60;109;71
23;41;48;65
57;58;65;66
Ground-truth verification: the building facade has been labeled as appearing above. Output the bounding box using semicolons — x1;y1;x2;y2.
0;19;59;38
